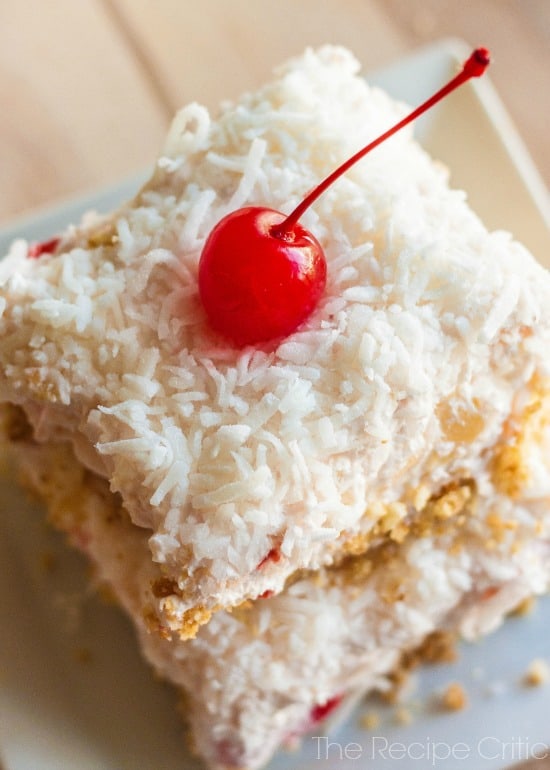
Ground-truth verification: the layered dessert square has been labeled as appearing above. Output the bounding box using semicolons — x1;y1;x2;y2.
1;45;550;769
4;422;550;769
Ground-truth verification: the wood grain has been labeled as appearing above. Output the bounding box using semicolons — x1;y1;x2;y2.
0;0;547;225
374;0;550;187
0;0;166;224
107;0;405;111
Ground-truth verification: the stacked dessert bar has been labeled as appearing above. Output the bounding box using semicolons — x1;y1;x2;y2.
1;47;550;769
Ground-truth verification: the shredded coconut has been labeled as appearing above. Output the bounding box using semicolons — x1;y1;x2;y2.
1;46;550;626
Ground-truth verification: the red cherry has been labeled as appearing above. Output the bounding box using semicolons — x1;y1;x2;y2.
309;694;344;724
256;547;282;570
199;207;326;345
28;236;60;259
198;48;490;346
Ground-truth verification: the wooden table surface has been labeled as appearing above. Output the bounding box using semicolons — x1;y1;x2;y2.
1;0;549;226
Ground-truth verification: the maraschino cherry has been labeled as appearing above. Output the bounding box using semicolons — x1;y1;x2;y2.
199;47;490;346
28;236;60;259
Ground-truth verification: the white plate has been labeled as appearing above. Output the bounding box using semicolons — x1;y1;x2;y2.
1;39;550;770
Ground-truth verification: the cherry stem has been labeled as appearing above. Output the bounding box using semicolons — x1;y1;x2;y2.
272;47;490;239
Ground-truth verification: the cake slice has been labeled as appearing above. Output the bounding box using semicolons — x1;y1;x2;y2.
4;426;550;770
1;46;550;644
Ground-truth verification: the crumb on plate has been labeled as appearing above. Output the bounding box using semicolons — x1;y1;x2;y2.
523;658;550;687
440;682;468;711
